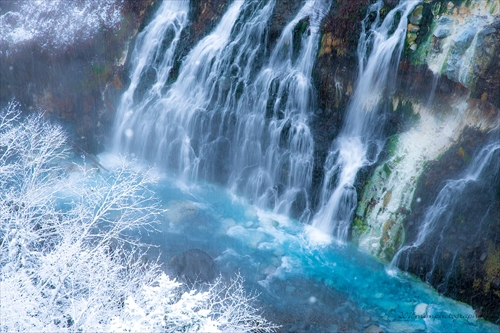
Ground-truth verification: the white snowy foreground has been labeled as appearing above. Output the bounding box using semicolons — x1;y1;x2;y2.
0;101;277;332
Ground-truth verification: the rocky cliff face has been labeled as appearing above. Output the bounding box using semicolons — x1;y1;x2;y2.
311;0;370;208
0;0;154;152
338;0;500;322
407;0;500;108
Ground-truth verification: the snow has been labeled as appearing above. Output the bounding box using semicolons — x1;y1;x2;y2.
0;0;123;50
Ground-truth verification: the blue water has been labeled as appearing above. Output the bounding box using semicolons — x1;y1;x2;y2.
102;156;498;333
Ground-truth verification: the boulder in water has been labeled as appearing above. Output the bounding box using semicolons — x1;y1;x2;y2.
164;200;197;224
414;303;428;316
170;249;217;284
365;324;384;333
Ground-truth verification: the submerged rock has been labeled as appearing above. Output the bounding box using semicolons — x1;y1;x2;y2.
414;303;428;316
388;321;426;332
170;249;217;284
364;324;384;333
164;200;197;224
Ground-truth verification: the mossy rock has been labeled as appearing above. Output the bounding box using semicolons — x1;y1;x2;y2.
409;5;424;25
352;216;369;236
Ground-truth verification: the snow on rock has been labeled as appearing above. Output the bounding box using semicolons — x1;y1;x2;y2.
0;0;123;50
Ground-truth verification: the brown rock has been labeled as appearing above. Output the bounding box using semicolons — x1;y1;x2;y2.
408;23;420;33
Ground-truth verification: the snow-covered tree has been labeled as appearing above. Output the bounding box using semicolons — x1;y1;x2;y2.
0;101;277;332
1;0;123;49
110;272;278;333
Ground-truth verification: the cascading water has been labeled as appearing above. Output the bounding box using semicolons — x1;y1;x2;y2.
311;0;420;241
113;0;190;152
113;0;330;220
390;141;500;283
4;0;500;330
228;0;329;221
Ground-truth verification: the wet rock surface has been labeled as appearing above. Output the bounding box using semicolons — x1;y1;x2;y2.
0;0;154;153
268;0;304;47
310;0;368;210
473;19;500;108
189;0;231;43
170;248;217;284
405;0;500;109
401;128;500;323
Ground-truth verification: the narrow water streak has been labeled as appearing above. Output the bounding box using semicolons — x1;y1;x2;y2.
390;142;500;272
113;0;190;152
311;0;420;241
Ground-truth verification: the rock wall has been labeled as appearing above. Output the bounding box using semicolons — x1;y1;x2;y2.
407;0;500;108
341;0;500;322
402;127;500;322
311;0;369;208
0;0;154;152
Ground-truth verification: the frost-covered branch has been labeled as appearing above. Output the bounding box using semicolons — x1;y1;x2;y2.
0;103;160;330
205;273;279;333
0;0;123;50
110;272;279;333
0;102;277;332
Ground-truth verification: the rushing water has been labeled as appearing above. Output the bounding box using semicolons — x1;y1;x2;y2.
95;152;498;333
114;0;329;221
311;0;420;241
113;0;190;142
390;141;500;282
109;0;500;330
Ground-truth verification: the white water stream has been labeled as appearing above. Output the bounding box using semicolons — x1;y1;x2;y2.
113;0;330;221
311;0;421;241
390;142;500;273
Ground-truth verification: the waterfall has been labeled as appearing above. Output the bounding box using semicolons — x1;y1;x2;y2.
114;0;248;180
390;141;500;280
113;0;190;153
113;0;330;220
311;0;420;241
228;0;329;221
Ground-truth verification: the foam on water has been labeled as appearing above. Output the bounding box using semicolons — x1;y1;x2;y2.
100;153;496;332
304;225;334;247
